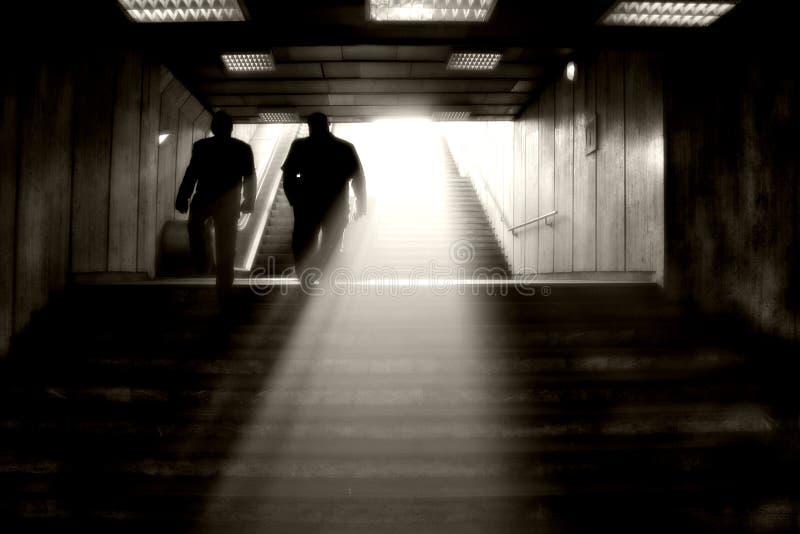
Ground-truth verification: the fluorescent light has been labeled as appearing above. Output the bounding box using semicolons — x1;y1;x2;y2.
447;52;502;71
222;53;276;73
369;0;497;22
158;133;170;144
565;61;576;81
117;0;246;23
260;112;300;123
433;111;472;121
601;1;737;27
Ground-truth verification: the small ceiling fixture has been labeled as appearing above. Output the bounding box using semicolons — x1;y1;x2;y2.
601;1;738;27
222;53;276;73
116;0;247;23
565;61;576;81
433;111;472;121
158;133;171;145
447;52;503;71
368;0;497;22
260;111;300;123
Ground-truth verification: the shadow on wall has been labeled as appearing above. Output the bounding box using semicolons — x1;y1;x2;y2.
664;43;800;342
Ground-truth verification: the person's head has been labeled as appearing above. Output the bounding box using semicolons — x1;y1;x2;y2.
211;111;234;138
307;112;330;138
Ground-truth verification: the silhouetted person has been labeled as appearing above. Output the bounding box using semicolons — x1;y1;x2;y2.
175;111;256;306
281;112;367;274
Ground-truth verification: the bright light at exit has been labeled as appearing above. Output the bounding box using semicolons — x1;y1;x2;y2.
331;118;470;272
337;118;441;215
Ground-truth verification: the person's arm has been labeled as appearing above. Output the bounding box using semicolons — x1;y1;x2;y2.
241;145;256;213
351;148;367;218
175;143;200;214
281;141;300;206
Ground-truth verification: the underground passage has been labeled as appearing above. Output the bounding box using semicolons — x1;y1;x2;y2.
1;1;798;531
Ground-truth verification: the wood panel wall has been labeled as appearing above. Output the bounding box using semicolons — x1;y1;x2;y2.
70;52;210;275
444;49;664;283
137;61;162;275
0;48;211;355
573;54;595;272
523;103;540;275
595;50;627;272
108;49;144;272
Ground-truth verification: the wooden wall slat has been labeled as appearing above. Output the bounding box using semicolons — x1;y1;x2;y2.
595;50;626;271
71;52;114;273
554;75;574;272
538;87;555;274
573;57;597;272
625;50;664;275
108;49;143;272
523;105;539;273
499;50;664;279
4;56;211;347
501;121;514;267
193;111;212;144
155;79;189;243
1;66;19;354
47;65;75;297
512;120;526;273
15;62;74;332
137;57;161;276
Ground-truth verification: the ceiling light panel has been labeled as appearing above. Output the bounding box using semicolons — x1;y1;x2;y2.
260;112;300;123
447;52;503;71
369;0;497;22
117;0;246;23
433;111;472;121
222;53;276;73
601;1;738;27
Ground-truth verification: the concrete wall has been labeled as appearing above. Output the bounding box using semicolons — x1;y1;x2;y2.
0;48;209;356
664;45;800;341
444;49;665;282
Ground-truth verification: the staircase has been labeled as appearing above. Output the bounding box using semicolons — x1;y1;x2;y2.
253;185;294;276
250;136;509;278
0;282;797;532
440;140;510;274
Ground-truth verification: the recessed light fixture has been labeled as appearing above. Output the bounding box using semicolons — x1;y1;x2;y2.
222;53;276;73
447;52;503;71
565;61;576;81
601;1;738;27
158;133;171;145
433;111;472;121
368;0;497;22
116;0;246;23
260;112;300;124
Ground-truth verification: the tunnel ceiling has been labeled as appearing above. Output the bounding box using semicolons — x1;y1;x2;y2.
119;0;618;122
18;0;765;123
84;0;636;122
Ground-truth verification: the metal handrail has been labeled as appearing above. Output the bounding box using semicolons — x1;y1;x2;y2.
509;210;558;233
471;174;558;234
444;138;557;235
235;124;300;271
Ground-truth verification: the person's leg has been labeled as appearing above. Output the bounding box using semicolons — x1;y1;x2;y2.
291;205;320;274
188;205;211;273
317;203;349;270
213;198;240;307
